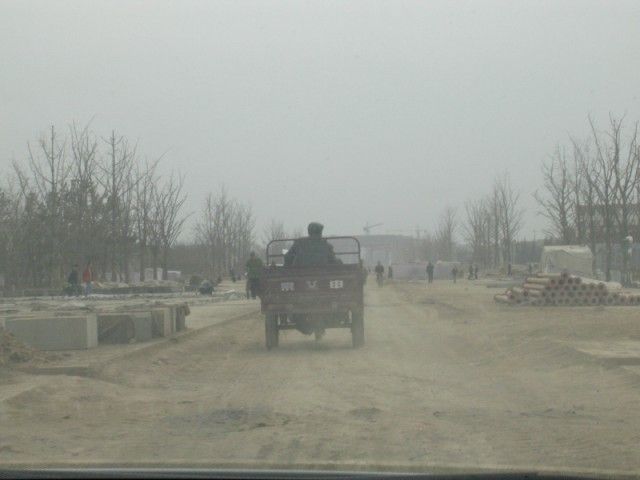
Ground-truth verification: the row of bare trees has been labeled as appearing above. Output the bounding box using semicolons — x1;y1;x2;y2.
462;174;524;268
534;114;640;281
0;123;187;288
261;219;304;246
194;187;255;282
415;207;459;262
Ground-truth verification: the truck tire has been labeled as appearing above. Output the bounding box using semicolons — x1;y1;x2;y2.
265;313;279;350
351;310;364;348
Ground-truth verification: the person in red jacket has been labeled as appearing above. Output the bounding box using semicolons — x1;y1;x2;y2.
82;261;93;297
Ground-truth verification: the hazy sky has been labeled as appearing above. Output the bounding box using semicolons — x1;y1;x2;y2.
2;0;640;240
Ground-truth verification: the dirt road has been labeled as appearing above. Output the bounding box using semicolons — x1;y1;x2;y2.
1;281;640;476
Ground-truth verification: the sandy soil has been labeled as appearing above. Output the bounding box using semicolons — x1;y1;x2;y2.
1;280;640;476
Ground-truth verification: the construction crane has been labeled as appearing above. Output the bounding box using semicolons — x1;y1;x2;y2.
363;222;383;235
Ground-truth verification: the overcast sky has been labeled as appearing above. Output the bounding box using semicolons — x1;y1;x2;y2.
2;0;640;240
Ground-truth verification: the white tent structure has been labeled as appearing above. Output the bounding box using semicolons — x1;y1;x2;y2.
540;245;593;277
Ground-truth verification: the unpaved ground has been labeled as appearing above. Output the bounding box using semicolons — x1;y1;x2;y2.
1;280;640;476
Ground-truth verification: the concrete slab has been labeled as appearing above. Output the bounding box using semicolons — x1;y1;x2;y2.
97;313;135;344
162;305;179;332
131;311;153;342
151;308;173;337
4;314;98;350
174;303;189;331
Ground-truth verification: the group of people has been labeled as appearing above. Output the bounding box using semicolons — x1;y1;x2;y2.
66;262;93;297
425;262;480;285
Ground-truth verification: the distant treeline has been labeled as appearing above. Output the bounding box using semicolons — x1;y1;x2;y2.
0;123;188;288
534;114;640;281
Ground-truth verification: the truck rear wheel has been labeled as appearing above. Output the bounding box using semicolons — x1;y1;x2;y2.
265;313;279;350
351;310;364;348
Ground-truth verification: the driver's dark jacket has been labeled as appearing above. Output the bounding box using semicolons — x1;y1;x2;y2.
283;237;340;267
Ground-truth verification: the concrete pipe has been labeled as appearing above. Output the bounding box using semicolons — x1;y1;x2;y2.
526;277;552;286
512;287;528;297
538;273;565;281
494;294;512;304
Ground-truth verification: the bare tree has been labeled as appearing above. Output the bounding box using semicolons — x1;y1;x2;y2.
195;188;255;281
534;145;574;243
153;173;188;280
17;125;70;286
435;206;457;261
571;138;599;270
67;122;104;269
609;118;639;284
99;131;138;281
134;159;158;282
588;115;620;281
495;173;524;266
263;219;287;246
463;198;491;266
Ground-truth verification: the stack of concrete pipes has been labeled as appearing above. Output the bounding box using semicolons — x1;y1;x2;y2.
494;272;638;306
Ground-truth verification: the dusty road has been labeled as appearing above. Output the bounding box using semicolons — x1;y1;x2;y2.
2;281;640;476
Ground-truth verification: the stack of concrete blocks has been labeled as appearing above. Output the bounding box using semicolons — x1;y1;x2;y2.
156;304;183;333
1;301;191;351
2;313;98;350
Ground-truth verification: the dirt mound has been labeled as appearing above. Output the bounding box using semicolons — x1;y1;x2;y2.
0;327;41;366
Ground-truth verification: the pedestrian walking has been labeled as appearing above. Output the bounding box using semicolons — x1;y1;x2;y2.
82;261;93;297
426;261;434;284
452;265;458;283
245;251;264;299
473;264;479;280
67;264;80;296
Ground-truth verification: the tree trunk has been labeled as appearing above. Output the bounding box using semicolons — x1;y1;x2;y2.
152;248;158;280
162;247;169;280
139;243;146;282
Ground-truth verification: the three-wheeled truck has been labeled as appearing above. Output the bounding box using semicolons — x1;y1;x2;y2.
259;236;365;349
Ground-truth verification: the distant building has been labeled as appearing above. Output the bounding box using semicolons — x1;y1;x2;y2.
355;235;415;268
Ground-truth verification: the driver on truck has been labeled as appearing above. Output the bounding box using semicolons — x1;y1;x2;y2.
283;222;340;340
284;222;340;267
